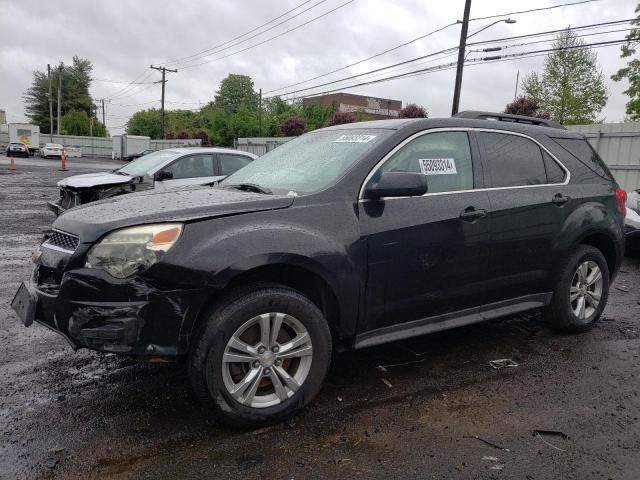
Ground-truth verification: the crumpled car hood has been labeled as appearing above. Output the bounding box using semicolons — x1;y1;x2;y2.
54;186;295;242
57;172;134;189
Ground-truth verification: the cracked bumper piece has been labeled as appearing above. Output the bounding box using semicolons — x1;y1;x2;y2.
12;269;209;356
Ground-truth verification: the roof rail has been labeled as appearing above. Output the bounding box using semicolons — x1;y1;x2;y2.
453;111;566;130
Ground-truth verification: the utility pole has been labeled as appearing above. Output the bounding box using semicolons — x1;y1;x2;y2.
57;65;62;135
451;0;472;116
47;64;53;141
150;65;177;139
101;98;106;127
513;71;520;100
258;88;263;136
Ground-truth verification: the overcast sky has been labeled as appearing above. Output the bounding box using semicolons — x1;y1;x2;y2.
0;0;637;134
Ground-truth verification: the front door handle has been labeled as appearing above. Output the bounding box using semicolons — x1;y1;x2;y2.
552;193;569;206
459;206;487;222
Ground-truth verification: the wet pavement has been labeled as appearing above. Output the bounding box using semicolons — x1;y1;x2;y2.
1;157;639;480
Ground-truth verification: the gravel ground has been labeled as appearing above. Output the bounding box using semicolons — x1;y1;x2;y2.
1;156;639;480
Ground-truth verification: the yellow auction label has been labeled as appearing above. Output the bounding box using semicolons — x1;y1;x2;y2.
18;136;30;144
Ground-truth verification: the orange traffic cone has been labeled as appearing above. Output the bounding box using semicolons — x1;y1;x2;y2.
60;149;68;172
8;156;16;171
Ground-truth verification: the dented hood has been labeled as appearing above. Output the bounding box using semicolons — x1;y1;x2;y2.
57;172;134;189
54;186;295;242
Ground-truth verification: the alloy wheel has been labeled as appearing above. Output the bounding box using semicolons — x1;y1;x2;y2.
570;260;603;321
221;312;313;408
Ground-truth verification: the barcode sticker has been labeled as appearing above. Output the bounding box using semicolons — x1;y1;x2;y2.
334;134;377;143
419;158;457;175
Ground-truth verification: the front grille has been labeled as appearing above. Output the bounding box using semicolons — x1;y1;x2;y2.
44;229;80;252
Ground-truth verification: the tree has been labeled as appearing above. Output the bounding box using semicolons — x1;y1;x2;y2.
214;74;258;112
126;109;162;138
522;29;608;124
278;116;307;136
399;103;428;118
612;3;640;120
23;56;95;134
60;109;108;136
504;96;550;119
325;111;356;126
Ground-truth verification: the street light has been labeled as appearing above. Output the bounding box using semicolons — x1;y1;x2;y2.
451;6;517;116
467;18;516;39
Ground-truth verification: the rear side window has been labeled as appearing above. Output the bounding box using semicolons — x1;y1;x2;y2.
552;138;613;180
219;153;253;176
380;131;473;193
478;132;547;187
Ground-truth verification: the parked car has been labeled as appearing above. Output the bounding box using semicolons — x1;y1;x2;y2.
47;147;257;215
125;148;154;162
625;189;640;253
12;112;626;427
6;142;30;157
40;143;64;159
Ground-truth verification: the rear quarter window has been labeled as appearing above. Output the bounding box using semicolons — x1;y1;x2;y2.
551;137;613;180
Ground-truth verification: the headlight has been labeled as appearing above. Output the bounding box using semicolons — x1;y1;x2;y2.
85;224;182;278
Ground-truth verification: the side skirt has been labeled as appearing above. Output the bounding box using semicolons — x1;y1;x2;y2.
354;293;553;350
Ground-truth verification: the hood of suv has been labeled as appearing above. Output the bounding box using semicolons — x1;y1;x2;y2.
58;172;135;190
54;186;295;242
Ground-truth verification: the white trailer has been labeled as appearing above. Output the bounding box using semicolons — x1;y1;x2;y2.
112;135;150;160
9;123;40;155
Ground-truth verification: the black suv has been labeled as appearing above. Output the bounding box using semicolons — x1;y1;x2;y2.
12;112;626;427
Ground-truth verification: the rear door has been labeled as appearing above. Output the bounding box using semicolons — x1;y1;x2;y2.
361;130;493;331
477;130;570;300
217;152;254;179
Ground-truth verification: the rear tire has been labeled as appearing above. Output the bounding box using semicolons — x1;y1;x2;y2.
544;245;609;333
188;284;332;428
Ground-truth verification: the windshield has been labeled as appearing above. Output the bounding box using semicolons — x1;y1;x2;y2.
221;128;391;194
117;150;181;177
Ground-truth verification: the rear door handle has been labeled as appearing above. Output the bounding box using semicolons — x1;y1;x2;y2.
552;193;569;206
459;207;487;222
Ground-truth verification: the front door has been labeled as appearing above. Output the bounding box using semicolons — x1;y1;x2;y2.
155;153;221;189
360;130;492;332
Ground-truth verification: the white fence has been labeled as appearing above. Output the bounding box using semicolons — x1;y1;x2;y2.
567;123;640;192
0;132;201;158
235;137;294;156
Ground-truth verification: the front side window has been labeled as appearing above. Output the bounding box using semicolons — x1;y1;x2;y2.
379;131;473;193
478;132;547;187
164;154;215;179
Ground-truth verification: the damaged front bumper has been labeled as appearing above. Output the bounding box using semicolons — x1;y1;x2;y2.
12;262;209;356
47;200;66;217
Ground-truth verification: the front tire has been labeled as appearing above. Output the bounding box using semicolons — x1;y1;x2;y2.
188;284;332;428
544;245;610;332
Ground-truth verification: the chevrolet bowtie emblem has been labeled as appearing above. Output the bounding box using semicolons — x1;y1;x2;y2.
31;249;42;263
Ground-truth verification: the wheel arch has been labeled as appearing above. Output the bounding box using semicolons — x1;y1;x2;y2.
185;254;350;351
577;230;619;278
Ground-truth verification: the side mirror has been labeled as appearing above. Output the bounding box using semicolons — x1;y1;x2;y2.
155;170;173;181
364;172;428;199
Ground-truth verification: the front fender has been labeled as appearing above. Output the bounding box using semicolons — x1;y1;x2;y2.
164;212;363;339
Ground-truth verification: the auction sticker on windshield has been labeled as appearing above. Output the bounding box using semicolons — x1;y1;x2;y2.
419;158;457;175
334;134;377;143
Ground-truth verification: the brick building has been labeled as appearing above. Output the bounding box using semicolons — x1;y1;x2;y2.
303;92;402;119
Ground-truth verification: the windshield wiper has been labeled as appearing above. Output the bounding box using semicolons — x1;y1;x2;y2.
226;183;272;195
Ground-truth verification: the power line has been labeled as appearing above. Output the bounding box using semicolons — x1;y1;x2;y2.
164;0;329;67
470;0;600;22
264;21;460;94
179;0;357;70
265;20;631;100
265;0;604;95
293;38;627;100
